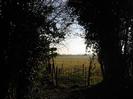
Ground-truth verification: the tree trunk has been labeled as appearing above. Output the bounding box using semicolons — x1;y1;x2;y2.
0;10;11;99
96;13;126;89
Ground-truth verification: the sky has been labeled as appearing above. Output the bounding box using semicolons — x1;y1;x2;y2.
49;0;88;55
56;36;87;55
55;23;88;55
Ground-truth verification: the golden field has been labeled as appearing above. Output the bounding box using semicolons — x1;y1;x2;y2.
54;55;101;72
54;55;103;86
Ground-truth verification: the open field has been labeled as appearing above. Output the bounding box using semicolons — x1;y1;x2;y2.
54;55;103;87
54;55;90;68
43;55;103;99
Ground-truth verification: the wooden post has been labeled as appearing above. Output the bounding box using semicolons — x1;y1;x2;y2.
55;66;58;87
87;55;95;86
61;64;63;74
82;64;84;76
84;67;87;87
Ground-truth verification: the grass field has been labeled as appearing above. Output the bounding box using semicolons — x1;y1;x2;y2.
54;55;103;86
43;55;103;99
54;55;90;68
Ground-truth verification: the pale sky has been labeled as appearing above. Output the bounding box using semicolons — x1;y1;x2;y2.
56;36;87;55
48;0;87;55
55;22;90;55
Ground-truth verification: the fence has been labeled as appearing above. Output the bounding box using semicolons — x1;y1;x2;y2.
51;63;102;88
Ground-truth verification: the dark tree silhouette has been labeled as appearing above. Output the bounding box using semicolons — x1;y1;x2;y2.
0;0;43;98
0;0;70;99
68;0;133;97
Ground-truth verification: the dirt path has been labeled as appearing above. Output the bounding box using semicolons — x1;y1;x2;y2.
43;86;87;99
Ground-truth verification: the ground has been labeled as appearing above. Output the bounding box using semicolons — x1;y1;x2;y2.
43;55;104;99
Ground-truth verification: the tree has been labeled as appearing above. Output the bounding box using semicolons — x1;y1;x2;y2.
1;0;74;98
68;0;133;91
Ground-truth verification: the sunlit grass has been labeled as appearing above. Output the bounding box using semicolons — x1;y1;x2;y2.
54;55;103;86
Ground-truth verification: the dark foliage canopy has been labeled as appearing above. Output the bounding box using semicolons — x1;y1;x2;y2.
0;0;71;98
68;0;133;92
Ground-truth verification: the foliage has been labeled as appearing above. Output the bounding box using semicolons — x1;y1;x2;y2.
0;0;74;99
68;0;133;89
